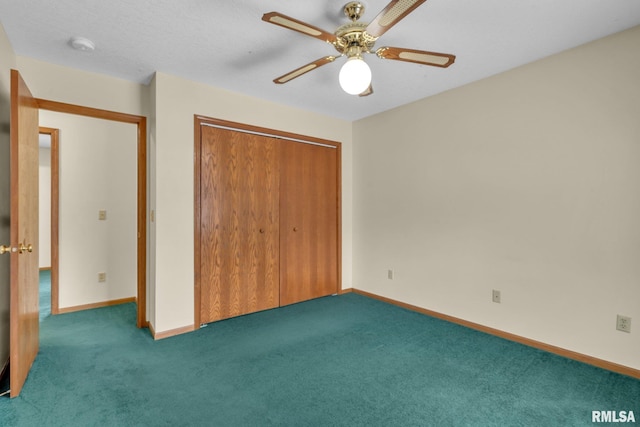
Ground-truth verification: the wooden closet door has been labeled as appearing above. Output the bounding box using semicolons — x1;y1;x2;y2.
200;126;279;323
280;140;339;306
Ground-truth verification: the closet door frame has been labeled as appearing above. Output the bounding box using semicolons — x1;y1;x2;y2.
193;115;342;327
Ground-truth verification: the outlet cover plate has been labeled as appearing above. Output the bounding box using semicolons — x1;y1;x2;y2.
616;315;631;333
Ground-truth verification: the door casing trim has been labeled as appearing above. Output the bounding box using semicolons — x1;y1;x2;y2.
36;98;148;328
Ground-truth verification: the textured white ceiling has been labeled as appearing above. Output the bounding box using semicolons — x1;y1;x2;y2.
1;0;640;121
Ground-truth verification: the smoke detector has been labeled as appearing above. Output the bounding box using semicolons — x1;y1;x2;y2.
69;36;95;52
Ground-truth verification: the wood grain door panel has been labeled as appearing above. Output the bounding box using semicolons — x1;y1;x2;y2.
279;140;338;306
10;70;40;397
199;126;279;323
196;117;341;324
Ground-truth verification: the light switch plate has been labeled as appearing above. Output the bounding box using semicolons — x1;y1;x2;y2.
492;289;501;303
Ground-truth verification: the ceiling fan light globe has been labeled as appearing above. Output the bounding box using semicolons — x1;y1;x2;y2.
339;57;372;95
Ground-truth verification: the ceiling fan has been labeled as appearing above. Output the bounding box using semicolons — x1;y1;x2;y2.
262;0;456;96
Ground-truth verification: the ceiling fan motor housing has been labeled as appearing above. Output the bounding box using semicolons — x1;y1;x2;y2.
334;22;376;56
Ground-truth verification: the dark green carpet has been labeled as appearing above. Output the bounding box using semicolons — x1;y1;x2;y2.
39;270;51;322
0;293;638;426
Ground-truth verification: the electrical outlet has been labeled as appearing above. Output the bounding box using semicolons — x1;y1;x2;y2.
98;210;107;220
492;289;501;303
388;269;394;280
98;272;107;283
616;315;631;333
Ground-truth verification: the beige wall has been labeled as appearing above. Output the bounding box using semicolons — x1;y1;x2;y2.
16;57;148;117
150;72;353;332
0;23;16;372
38;111;138;308
147;76;157;330
353;26;640;369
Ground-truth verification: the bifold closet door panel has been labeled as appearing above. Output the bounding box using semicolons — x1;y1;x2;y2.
200;126;280;323
279;140;339;306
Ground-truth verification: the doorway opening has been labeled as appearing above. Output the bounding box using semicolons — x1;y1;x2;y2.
36;100;147;328
38;128;58;320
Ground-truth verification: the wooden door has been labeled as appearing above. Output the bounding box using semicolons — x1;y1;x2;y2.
279;140;339;306
9;69;40;397
199;126;280;323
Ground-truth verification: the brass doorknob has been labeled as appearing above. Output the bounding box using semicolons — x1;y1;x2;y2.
0;245;11;255
19;243;33;254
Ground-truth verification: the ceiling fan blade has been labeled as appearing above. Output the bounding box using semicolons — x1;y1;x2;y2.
359;84;374;97
376;46;455;67
262;12;338;44
273;56;337;84
364;0;428;40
